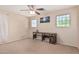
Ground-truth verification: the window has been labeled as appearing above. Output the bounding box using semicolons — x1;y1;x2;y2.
56;14;70;27
32;20;37;27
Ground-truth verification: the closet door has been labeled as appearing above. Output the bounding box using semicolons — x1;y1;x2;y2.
0;14;8;43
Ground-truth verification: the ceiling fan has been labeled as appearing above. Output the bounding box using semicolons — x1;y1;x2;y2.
20;5;44;15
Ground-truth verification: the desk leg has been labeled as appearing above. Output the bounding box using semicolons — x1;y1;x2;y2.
49;38;51;43
33;34;36;40
42;35;45;41
49;36;57;44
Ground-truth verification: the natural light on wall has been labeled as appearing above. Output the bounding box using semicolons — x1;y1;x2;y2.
0;14;8;42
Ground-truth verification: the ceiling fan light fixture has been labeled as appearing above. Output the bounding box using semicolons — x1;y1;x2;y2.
29;11;35;15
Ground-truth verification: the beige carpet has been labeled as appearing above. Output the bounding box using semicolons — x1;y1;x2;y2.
0;39;79;54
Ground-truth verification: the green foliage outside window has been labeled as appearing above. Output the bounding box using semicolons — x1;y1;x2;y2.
56;14;70;27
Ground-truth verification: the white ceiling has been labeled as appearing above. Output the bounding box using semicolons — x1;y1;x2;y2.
0;5;76;17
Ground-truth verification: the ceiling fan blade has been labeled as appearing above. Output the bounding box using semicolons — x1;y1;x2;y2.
36;8;44;10
35;11;40;15
31;5;34;9
27;5;34;10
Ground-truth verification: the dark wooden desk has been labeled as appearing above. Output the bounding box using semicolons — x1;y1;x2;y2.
33;32;57;44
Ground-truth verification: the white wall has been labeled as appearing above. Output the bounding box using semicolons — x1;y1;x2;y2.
29;6;79;48
7;13;29;42
0;9;29;43
77;7;79;48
